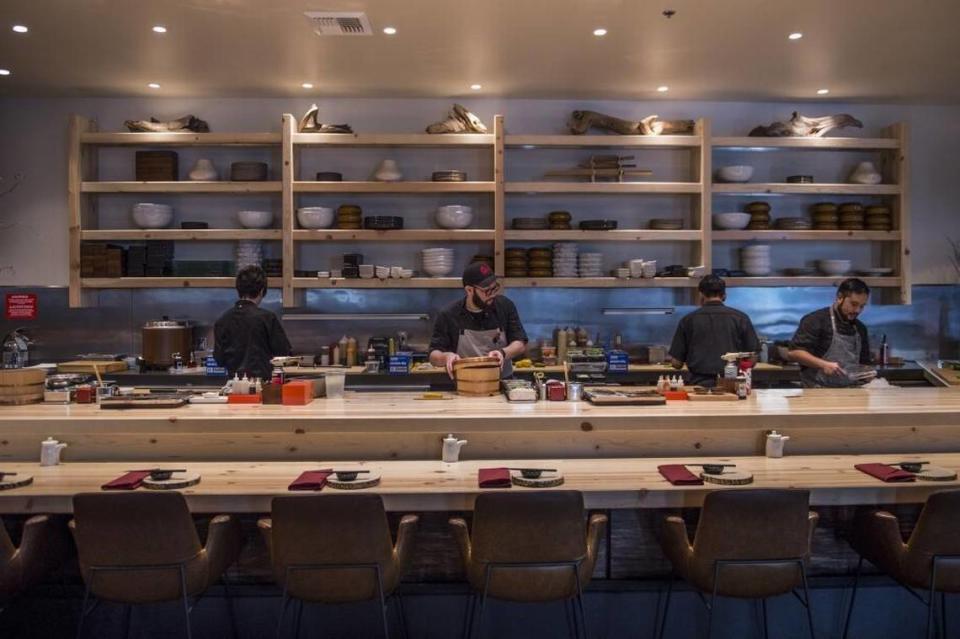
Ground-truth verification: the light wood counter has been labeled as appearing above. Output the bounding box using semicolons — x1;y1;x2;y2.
1;388;959;461
0;453;956;514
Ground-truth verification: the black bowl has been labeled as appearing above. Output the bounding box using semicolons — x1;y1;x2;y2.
335;471;359;481
520;469;544;479
149;470;174;481
702;464;725;475
899;462;925;473
316;172;343;181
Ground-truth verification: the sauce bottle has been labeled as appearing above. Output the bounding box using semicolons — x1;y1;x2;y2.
346;337;358;367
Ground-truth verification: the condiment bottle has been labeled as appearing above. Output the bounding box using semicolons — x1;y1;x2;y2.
320;346;330;367
557;328;568;364
332;344;340;367
346;337;358;367
338;335;349;365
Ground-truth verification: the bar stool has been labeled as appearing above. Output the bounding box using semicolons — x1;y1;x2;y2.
448;491;607;639
1;514;71;608
844;489;960;639
657;489;819;639
70;492;242;639
258;494;419;639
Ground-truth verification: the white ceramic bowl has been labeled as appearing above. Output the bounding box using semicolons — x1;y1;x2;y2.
422;262;454;277
717;165;755;183
237;210;274;229
744;265;772;276
435;205;474;229
713;212;752;230
817;259;852;276
132;203;173;229
297;206;335;229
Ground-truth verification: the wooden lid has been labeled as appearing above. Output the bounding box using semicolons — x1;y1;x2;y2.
453;356;500;370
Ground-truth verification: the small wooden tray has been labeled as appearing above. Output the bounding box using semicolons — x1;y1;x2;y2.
0;474;33;491
915;466;958;481
327;472;381;490
99;397;187;409
510;471;565;488
583;387;666;405
142;472;201;490
688;391;739;402
57;360;127;374
699;468;754;485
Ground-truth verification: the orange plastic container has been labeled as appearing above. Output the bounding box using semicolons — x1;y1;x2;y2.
282;380;314;406
227;393;262;404
662;390;689;401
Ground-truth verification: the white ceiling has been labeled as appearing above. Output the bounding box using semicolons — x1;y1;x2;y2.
1;0;958;102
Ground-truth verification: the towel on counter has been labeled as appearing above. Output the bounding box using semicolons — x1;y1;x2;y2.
855;463;916;483
478;467;512;488
101;470;153;490
658;464;704;486
288;470;333;491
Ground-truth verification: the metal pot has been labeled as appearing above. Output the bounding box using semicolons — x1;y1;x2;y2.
141;319;193;369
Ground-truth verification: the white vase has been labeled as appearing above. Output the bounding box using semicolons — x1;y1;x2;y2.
848;161;882;185
188;158;218;181
373;159;403;182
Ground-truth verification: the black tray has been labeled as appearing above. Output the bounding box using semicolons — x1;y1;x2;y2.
579;220;618;231
364;216;404;230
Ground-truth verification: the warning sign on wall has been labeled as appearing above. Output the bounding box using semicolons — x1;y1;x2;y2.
5;293;38;320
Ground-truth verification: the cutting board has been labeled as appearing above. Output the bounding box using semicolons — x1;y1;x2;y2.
142;472;201;490
58;360;128;374
583;388;666;406
327;472;381;490
99;397;187;409
0;474;33;491
688;391;739;402
510;471;565;488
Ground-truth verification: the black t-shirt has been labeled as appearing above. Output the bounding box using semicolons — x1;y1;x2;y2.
429;296;528;354
214;300;292;380
668;301;760;385
789;306;870;385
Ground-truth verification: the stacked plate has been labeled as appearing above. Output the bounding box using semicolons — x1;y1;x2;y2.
548;211;572;230
505;248;529;277
553;243;578;277
865;205;893;231
741;245;771;276
421;248;454;277
527;247;553;277
337;205;362;230
230;162;268;181
811;202;839;230
839;203;866;230
775;217;812;231
236;241;263;270
745;202;771;230
818;259;852;276
432;170;467;182
578;252;604;278
650;219;684;230
512;217;548;230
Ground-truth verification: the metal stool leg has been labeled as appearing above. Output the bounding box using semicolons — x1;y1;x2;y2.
800;563;816;639
375;566;390;639
75;580;94;639
574;571;589;639
941;592;947;639
222;581;239;639
564;598;577;639
461;594;476;639
274;590;290;639
179;566;192;639
761;599;769;639
927;560;939;639
123;604;132;639
394;592;409;639
477;567;492;639
293;599;303;639
842;557;863;639
657;575;674;639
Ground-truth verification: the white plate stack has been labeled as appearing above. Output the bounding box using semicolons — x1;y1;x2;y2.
553;243;578;278
741;245;771;276
421;248;455;277
578;252;604;278
236;241;263;270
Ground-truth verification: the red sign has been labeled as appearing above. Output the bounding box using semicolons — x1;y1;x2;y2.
5;293;38;320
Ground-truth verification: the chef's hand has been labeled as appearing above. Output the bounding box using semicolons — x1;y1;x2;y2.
487;349;505;368
821;361;846;376
444;353;461;379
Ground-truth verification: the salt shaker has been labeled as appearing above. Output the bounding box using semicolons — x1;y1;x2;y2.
765;430;790;458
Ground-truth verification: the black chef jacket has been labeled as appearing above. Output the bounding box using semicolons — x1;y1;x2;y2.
668;301;760;386
429;296;528;353
214;300;292;380
789;306;870;387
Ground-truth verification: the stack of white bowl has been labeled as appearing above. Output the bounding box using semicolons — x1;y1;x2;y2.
421;248;455;277
741;245;771;276
236;241;263;270
578;252;604;278
553;243;578;277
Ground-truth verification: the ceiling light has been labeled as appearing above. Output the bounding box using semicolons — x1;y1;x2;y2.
382;26;397;35
657;85;669;93
12;25;28;34
593;28;607;37
470;84;482;91
788;32;803;40
301;82;314;89
152;25;167;34
817;88;829;95
147;82;160;89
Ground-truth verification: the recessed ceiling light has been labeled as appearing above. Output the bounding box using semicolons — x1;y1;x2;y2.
470;84;482;91
657;85;669;93
593;28;607;37
817;88;830;95
147;82;160;89
0;69;10;76
12;25;28;34
301;83;314;89
152;25;167;34
788;32;803;40
383;26;397;35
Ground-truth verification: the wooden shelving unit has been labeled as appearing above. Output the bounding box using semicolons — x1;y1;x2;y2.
81;277;282;289
713;230;901;242
712;136;899;150
505;134;701;149
505;230;700;242
293;230;495;242
724;277;902;288
80;181;282;193
502;277;699;288
81;230;282;241
293;181;495;194
504;182;700;194
291;277;462;289
80;132;281;146
712;183;901;196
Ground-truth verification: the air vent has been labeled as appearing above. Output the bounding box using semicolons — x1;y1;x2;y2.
304;11;373;36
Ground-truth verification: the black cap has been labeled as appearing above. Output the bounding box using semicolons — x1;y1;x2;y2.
462;261;497;288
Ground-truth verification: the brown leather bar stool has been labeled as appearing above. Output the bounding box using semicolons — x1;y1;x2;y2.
658;489;819;639
258;494;419;639
843;489;960;639
70;492;242;639
1;515;72;610
449;491;607;639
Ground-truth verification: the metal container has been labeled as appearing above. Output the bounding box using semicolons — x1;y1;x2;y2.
141;319;193;369
567;382;583;401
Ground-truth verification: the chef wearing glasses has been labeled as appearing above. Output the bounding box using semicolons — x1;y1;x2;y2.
429;262;528;378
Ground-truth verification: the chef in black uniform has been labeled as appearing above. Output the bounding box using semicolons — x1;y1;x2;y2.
668;274;760;386
788;278;872;387
214;265;292;380
429;262;528;378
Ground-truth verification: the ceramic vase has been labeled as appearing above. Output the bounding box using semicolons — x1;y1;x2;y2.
373;159;403;182
848;161;882;185
188;158;218;181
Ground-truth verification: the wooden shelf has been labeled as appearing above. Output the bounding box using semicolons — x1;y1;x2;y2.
712;183;900;195
293;277;463;289
81;181;282;193
505;230;700;241
505;134;701;149
503;277;698;288
713;230;901;242
81;229;282;241
81;277;282;289
292;133;493;147
80;132;281;146
724;277;902;288
293;181;495;193
712;137;899;150
293;229;495;241
505;182;701;194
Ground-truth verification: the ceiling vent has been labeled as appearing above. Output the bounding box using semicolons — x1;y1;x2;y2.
304;11;373;36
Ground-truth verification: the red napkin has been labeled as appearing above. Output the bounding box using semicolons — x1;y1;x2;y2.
288;470;332;491
478;468;512;488
855;463;916;483
658;464;704;486
102;470;152;490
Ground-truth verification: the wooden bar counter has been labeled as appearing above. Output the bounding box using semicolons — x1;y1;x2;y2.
0;388;959;462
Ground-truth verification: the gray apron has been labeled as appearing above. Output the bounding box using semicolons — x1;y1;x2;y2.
457;328;512;378
814;310;861;388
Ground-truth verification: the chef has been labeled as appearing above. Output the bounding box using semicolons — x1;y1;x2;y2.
668;274;760;386
788;278;871;387
214;265;292;380
429;262;528;378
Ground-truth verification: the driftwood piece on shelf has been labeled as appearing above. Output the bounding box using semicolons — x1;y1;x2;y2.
297;104;353;134
426;104;488;134
547;154;652;182
748;111;863;137
568;111;695;136
124;115;210;133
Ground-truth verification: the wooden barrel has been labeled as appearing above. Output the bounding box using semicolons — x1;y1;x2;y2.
0;369;46;405
454;358;500;396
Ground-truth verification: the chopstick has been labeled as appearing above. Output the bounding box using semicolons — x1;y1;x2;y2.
127;468;186;473
695;464;736;468
895;461;929;465
507;467;558;472
330;469;371;474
